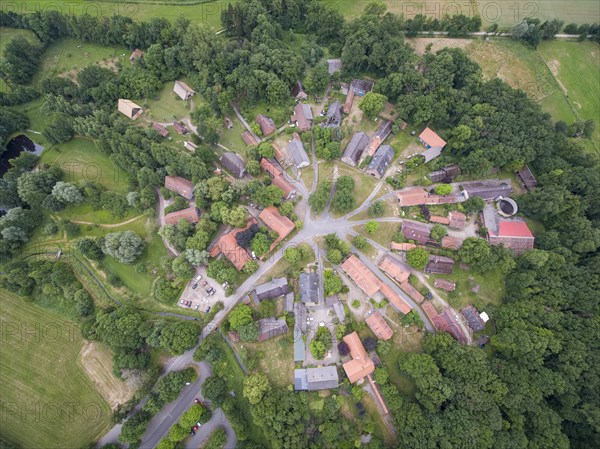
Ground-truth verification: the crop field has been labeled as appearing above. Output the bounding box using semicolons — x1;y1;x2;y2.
40;137;132;193
0;290;112;449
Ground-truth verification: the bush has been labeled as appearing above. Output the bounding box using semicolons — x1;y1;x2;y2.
42;222;58;235
310;327;333;360
407;248;429;270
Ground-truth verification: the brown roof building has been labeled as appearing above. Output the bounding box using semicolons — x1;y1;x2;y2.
260;158;296;199
425;255;455;275
430;215;451;225
342;332;375;383
242;131;259;146
489;220;534;256
118;99;143;120
390;242;417;252
259;206;295;250
164;175;194;200
152;122;168;137
449;211;467;230
209;219;255;271
422;302;468;343
379;254;410;283
258;318;288;341
340;255;381;297
343;89;355;114
129;48;143;62
398;280;424;304
380;283;413;314
402;220;431;244
173;80;195;101
434;278;456;292
341;132;370;167
165;206;199;225
256;115;276;136
173;121;189;135
441;236;462;250
291;81;308;101
291;103;313;132
272;143;289;166
220;152;246;178
418;127;446;162
365;311;393;340
396;187;429;206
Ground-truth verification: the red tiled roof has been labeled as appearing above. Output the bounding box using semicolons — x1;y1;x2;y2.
396;187;429;206
365;311;393;340
419;127;446;148
209;220;255;271
398;280;424;304
261;158;295;198
242;131;259;146
344;89;355;114
379;255;410;283
152;122;168;137
434;278;456;291
441;236;462;250
164;175;194;200
256;115;276;136
365;136;382;157
340;255;381;297
449;211;467;229
259;207;295;248
497;221;534;238
380;283;413;314
165;206;199;225
390;242;417;252
430;215;451;225
342;332;375;383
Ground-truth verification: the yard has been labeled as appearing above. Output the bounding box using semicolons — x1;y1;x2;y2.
218;115;248;153
325;163;379;216
142;81;193;123
0;289;112;449
40;137;131;193
354;222;401;249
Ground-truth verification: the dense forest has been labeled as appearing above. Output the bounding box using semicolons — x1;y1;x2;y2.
0;0;599;448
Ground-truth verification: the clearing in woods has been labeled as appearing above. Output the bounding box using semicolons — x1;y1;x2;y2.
0;289;112;449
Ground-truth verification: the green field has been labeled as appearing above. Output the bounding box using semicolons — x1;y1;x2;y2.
538;40;600;151
0;290;112;449
143;81;193;122
40;137;132;193
0;27;38;57
33;37;128;83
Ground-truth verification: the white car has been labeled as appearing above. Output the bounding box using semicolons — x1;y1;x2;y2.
195;275;202;282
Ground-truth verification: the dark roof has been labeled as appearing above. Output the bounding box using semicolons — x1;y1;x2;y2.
517;165;537;192
291;81;308;100
164;206;199;225
341;132;370;166
425;255;455;274
374;119;393;140
365;145;394;178
428;164;461;182
220;152;246;178
300;271;319;304
307;366;339;390
255;277;290;300
152;122;168;137
164;175;194;200
462;305;486;331
460;179;512;200
350;79;375;96
256;115;276;136
325;101;343;127
173;121;189;134
287;134;309;168
402;220;431;244
258;318;288;341
284;292;295;312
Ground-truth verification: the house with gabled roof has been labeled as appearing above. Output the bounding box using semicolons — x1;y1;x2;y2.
164;175;194;200
173;121;189;135
341;132;370;166
517;165;537;192
258;318;288;341
366;144;394;179
434;278;456;292
173;80;195;101
379;254;410;284
220;152;246;178
462;305;486;331
425;255;455;275
242;131;260;146
118;99;143;120
365;310;393;340
287;133;310;169
402;220;431;245
418;127;446;162
152;122;168;137
291;103;313;132
340;255;381;297
300;271;320;306
165;207;199;225
294;366;339;391
209;220;255;271
260;158;296;199
324;101;343;128
258;206;295;250
256;115;276;136
255;277;290;301
342;332;375;383
291;80;308;101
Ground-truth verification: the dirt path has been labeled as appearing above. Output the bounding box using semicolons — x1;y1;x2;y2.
72;214;144;228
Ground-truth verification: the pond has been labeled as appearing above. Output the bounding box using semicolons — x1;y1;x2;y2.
1;134;44;177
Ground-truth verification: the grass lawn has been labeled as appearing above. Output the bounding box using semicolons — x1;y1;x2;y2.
234;334;294;389
0;289;112;449
57;203;138;225
538;40;600;153
33;37;128;83
0;27;38;56
142;81;193;122
325;163;378;216
300;165;315;191
218;116;248;153
9;98;55;145
40;137;132;193
354;222;400;249
431;264;506;312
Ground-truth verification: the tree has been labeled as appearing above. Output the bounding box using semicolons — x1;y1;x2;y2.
251;232;271;257
310;61;330;93
222;206;248;228
354;235;367;249
243;374;271;405
407;248;429;270
202;375;226;405
243;260;259;273
237;322;259;341
323;270;342;296
462;196;485;214
246;160;261;176
359;92;387;119
102;231;145;263
370;201;385;216
229;304;253;330
259;299;275;318
284;246;302;265
583;120;595;138
186;249;209;266
338;341;350;356
279;201;294;218
168;424;188;442
257;142;275;159
52;182;83;203
119;411;150;444
365;221;379;234
172;254;195;279
434;184;453;195
430;224;447;241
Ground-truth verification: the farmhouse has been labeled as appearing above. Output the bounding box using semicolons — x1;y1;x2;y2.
260;158;296;199
118;99;143;120
402;220;431;244
390;242;417;252
379;254;410;283
517;165;537;192
152;122;168;137
434;278;456;292
291;80;308;101
258;206;295;249
449;211;467;230
380;283;413;314
425;255;455;275
422;303;468;344
366;145;394;179
300;272;320;306
258;318;289;341
365;310;393;340
342;332;375;383
209;220;255;271
220;152;246;178
291;103;313;132
333;302;346;323
254;277;290;301
327;58;342;74
483;204;535;255
462;305;486;331
173;80;195;100
242;131;260;146
430;215;451;225
350;79;375;96
441;236;462;250
287;133;310;169
173;121;189;135
340;255;381;297
165;206;199;225
256;115;276;136
428;164;461;183
398;280;424;304
418;127;446;162
164;175;194;200
460;179;512;200
365;120;393;157
294;366;339;391
341;132;370;166
271;143;289;166
129;48;143;62
324;101;343;128
343;89;354;114
284;293;294;313
396;187;429;206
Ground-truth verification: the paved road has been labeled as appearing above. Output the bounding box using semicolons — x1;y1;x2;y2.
185;409;237;449
232;103;262;143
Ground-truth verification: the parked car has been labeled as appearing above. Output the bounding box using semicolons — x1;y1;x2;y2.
194;398;201;404
195;275;202;281
202;281;208;286
205;306;211;313
205;288;212;294
194;304;200;310
196;422;202;427
192;284;198;289
179;300;184;305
